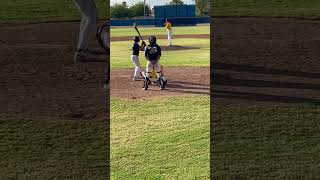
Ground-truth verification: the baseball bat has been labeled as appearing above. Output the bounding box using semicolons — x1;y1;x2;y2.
133;23;143;41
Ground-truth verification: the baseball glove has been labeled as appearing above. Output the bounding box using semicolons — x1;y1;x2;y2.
96;22;110;52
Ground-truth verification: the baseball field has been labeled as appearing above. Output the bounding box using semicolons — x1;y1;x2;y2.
1;0;109;179
110;25;210;179
212;0;320;178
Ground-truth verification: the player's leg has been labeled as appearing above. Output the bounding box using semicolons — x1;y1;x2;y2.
143;61;153;90
74;0;97;50
167;30;172;46
73;0;100;62
131;55;143;80
154;61;166;90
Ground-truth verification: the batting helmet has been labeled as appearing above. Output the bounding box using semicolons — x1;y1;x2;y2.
148;36;157;45
133;36;140;42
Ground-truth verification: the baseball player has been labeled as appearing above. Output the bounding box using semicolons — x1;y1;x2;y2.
164;19;172;46
131;36;146;81
73;0;107;62
143;36;167;90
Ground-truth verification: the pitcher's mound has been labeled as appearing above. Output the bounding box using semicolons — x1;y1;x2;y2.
161;45;199;51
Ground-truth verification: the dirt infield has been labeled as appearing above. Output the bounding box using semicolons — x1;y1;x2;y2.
2;17;320;119
212;17;320;104
111;34;209;42
111;67;209;99
0;22;108;119
160;45;200;51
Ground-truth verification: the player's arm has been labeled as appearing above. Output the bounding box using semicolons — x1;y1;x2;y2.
156;46;162;61
155;52;161;62
139;41;146;51
145;48;150;61
132;44;139;53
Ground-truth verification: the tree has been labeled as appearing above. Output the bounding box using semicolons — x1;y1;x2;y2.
129;2;151;17
195;0;210;16
110;3;131;19
169;0;184;5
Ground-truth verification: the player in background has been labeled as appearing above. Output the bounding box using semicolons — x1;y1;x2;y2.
143;36;167;90
164;19;172;46
73;0;107;62
131;36;146;81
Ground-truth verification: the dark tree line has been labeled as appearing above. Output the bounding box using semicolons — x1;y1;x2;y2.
111;2;151;19
111;0;210;19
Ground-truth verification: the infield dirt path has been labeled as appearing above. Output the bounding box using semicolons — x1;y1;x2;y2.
1;18;320;119
111;34;209;42
212;17;320;105
111;67;210;99
0;22;108;119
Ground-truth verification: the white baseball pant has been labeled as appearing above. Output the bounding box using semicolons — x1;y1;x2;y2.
131;55;144;78
146;60;165;81
167;30;172;46
73;0;97;50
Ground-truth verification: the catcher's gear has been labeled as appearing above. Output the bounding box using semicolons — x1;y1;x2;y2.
150;65;164;80
145;44;161;64
157;76;167;90
141;41;146;47
133;36;140;42
143;77;150;90
148;36;157;45
96;22;110;53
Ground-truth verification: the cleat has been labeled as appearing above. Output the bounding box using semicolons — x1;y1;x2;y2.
157;77;166;90
133;77;144;81
86;48;108;55
74;49;105;63
161;78;166;90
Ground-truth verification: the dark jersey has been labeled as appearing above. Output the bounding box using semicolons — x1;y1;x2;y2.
132;43;140;56
145;44;161;61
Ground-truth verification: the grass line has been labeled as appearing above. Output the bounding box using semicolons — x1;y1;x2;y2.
111;96;210;179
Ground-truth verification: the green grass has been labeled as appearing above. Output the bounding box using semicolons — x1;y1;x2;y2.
111;38;210;69
110;26;210;69
0;0;109;25
211;0;320;19
111;26;210;37
111;96;210;179
212;104;320;178
0;115;108;179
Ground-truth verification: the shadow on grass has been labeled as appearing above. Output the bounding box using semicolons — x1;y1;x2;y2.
213;62;320;79
212;63;320;104
214;90;320;104
165;80;210;95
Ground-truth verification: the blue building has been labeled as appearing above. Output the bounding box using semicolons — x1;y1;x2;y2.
111;4;210;26
154;5;196;19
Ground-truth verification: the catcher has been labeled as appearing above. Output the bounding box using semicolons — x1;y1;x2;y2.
131;36;146;81
143;36;167;90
